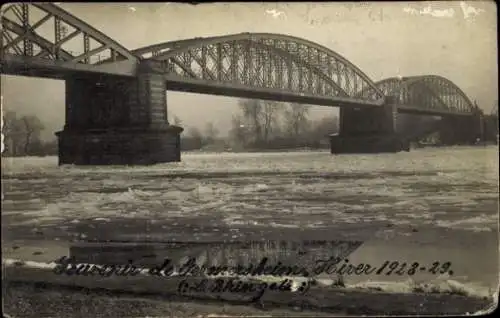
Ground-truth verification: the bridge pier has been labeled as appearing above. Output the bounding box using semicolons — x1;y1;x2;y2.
330;100;408;154
439;113;484;146
56;70;183;165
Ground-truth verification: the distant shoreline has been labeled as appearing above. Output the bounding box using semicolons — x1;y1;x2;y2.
1;144;498;159
184;147;331;153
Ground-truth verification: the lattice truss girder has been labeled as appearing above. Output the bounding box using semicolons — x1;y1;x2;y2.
134;34;386;101
361;76;475;114
1;3;136;65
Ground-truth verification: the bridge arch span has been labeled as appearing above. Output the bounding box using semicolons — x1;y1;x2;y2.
1;3;138;76
133;33;386;102
367;75;477;115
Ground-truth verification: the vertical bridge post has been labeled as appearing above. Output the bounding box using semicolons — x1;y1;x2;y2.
56;61;183;165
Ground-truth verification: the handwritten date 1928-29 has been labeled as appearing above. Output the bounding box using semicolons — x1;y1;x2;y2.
313;258;454;276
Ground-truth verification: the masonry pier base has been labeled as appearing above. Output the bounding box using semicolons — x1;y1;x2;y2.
330;100;408;154
57;63;185;166
56;126;183;165
439;114;485;146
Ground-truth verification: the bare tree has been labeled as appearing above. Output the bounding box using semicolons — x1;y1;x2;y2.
261;100;280;143
492;100;498;116
229;115;247;146
237;99;282;143
3;111;26;156
21;115;44;155
204;122;219;144
308;115;339;142
185;127;204;149
238;99;263;142
283;103;310;139
187;127;202;139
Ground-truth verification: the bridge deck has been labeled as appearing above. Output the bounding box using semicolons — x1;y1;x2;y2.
1;54;137;78
165;74;384;109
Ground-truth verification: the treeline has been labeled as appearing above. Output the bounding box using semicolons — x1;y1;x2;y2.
4;99;497;157
2;111;57;157
2;100;339;157
178;99;339;151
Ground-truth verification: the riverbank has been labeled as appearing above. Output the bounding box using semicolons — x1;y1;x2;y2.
4;280;492;318
4;281;334;318
411;141;498;149
3;238;495;317
2;223;498;317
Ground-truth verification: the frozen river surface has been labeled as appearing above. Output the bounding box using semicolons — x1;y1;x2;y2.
2;147;498;234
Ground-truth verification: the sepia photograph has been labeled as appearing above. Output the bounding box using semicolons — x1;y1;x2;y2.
1;1;498;317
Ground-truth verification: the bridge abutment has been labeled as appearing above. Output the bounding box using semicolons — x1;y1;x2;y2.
330;100;408;154
56;70;183;165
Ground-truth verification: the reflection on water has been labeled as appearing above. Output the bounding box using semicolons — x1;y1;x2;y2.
2;146;498;232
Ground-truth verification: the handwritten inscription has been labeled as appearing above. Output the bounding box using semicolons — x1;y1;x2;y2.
177;277;301;302
50;255;455;302
53;257;142;277
313;258;454;276
172;256;310;277
53;256;454;278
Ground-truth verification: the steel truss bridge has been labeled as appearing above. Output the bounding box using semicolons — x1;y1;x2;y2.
1;3;480;117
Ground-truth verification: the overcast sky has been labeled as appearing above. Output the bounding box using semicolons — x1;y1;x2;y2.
1;1;497;140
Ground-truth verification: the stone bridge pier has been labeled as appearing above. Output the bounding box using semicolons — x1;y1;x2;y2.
56;64;183;165
439;113;484;146
329;97;408;154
